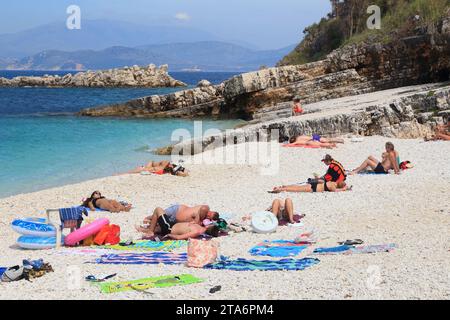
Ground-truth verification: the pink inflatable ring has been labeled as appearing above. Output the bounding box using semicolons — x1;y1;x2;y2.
64;218;110;246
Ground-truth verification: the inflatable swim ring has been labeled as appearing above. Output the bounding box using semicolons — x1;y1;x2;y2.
11;218;57;237
251;211;278;234
17;235;64;250
64;218;110;246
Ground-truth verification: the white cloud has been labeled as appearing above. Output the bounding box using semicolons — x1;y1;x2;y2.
174;12;191;21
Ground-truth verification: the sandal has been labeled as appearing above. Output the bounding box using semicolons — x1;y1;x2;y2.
338;239;364;245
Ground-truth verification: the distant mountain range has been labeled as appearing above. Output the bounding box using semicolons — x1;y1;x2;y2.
1;42;296;72
0;19;295;72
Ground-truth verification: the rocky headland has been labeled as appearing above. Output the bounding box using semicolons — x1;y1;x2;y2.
0;64;186;88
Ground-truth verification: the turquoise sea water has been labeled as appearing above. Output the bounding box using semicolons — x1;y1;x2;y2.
0;71;241;198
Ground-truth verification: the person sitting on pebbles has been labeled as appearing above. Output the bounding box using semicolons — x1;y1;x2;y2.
136;204;219;238
351;142;400;175
425;121;450;141
82;191;132;212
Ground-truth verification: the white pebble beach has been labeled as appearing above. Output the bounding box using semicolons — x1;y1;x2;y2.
0;136;449;300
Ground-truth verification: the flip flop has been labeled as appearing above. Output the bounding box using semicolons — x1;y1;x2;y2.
338;239;364;245
85;273;117;282
209;285;222;294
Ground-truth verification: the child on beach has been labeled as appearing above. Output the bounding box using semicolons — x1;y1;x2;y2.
82;191;132;212
292;96;304;116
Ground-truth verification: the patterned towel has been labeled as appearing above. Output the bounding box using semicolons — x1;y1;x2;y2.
93;252;187;265
98;240;187;252
97;274;203;294
313;244;397;255
204;256;320;271
249;240;309;257
59;206;87;228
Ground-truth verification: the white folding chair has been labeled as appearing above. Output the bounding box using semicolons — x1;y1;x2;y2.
45;209;63;248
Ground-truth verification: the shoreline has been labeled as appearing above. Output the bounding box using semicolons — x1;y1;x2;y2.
0;136;449;299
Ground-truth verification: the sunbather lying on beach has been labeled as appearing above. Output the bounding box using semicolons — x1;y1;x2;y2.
166;222;220;240
136;204;219;237
286;135;343;149
82;191;132;212
351;142;400;175
124;160;189;177
271;181;349;193
425;121;450;141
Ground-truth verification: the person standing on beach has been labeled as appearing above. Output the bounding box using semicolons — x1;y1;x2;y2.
136;204;219;237
351;142;400;175
292;96;304;116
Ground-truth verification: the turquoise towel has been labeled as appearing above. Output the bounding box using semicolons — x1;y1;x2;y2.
249;240;308;257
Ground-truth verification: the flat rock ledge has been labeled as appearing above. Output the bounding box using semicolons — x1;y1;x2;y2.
155;82;450;156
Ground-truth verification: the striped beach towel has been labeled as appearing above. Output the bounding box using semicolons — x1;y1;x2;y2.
249;240;309;257
204;256;320;271
97;274;203;294
98;240;187;252
93;252;187;265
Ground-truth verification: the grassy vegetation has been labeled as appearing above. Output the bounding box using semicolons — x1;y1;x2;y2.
279;0;450;66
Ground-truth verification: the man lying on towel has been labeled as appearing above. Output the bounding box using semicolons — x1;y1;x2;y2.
136;204;219;238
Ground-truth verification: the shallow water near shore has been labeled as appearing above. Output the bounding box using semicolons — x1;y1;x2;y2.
0;71;241;198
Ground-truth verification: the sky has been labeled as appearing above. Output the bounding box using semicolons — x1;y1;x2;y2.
0;0;331;49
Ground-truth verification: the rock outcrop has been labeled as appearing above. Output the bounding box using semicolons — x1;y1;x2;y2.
79;81;224;118
155;83;450;156
0;64;186;88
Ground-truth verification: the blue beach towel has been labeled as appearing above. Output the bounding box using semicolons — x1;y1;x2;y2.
313;245;353;255
204;256;320;271
0;267;6;277
93;252;187;265
249;240;308;257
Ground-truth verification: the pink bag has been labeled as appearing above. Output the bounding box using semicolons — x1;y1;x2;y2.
187;239;219;268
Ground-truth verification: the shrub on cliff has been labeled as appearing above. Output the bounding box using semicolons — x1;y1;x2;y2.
279;0;450;66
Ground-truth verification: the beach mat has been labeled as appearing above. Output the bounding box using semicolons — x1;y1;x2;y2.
249;240;309;257
98;240;187;252
97;274;203;294
313;244;397;255
204;256;319;271
93;252;187;265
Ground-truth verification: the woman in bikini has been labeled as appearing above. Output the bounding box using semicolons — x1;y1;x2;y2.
82;191;132;213
351;142;400;175
125;160;188;177
287;135;343;149
271;181;349;193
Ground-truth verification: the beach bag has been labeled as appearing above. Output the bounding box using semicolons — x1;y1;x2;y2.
94;224;121;246
187;239;219;268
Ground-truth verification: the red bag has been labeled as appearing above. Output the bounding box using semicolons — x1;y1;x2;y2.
94;224;121;245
